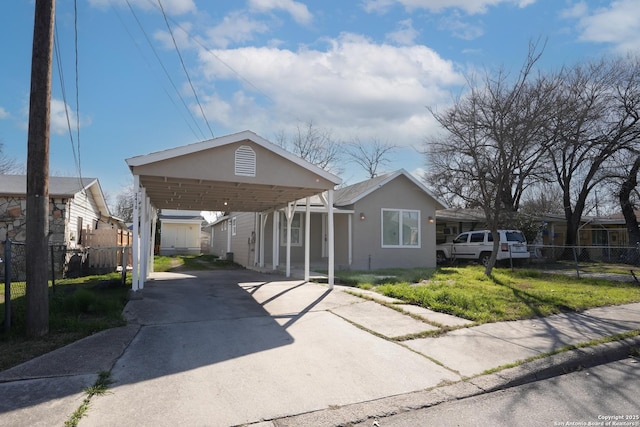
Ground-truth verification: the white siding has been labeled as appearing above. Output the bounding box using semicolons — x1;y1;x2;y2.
68;189;102;247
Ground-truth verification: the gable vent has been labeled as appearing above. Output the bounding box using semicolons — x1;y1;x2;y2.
235;145;256;177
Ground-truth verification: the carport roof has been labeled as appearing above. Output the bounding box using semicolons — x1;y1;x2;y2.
126;130;342;213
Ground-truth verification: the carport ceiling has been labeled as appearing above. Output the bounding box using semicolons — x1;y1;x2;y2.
127;130;341;213
139;175;328;212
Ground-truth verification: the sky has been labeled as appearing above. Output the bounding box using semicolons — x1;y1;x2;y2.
1;0;639;209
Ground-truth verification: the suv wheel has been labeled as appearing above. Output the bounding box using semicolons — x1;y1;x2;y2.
479;252;492;267
436;251;447;264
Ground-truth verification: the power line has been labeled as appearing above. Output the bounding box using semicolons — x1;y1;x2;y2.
121;0;207;140
73;0;83;187
53;22;80;175
157;0;215;139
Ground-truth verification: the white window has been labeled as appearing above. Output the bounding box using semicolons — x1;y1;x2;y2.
231;217;237;236
381;209;420;248
279;212;303;246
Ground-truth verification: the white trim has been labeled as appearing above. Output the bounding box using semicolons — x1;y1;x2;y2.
327;189;335;289
348;213;353;266
304;197;310;282
132;175;141;292
381;208;422;249
235;145;256;177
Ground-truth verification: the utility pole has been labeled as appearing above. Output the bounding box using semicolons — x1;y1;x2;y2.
26;0;56;337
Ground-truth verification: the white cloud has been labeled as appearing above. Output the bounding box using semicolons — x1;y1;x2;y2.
196;33;463;146
248;0;313;25
49;98;91;136
88;0;196;15
565;0;640;54
362;0;397;14
438;13;484;40
386;19;420;45
0;107;8;119
205;11;271;48
365;0;536;14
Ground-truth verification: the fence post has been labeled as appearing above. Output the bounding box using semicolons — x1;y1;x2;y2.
121;246;127;286
50;244;55;292
572;246;580;279
4;239;12;333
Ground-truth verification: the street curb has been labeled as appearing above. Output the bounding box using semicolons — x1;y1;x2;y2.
267;336;640;427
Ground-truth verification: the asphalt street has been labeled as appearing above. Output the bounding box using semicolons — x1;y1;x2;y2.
353;357;640;427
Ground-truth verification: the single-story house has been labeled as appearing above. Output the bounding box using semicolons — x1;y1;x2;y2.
210;169;446;271
158;209;204;255
0;175;126;277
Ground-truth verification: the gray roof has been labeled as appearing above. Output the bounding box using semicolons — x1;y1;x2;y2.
333;173;393;206
0;175;99;197
333;169;447;208
435;208;487;222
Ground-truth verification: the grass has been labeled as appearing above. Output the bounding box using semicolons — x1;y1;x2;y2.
335;266;640;323
0;273;130;371
153;254;238;272
65;371;112;427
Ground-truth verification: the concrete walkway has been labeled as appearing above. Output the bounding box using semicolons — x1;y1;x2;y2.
0;269;639;427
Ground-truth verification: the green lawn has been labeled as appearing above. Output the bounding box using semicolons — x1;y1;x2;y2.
335;266;640;323
0;273;130;371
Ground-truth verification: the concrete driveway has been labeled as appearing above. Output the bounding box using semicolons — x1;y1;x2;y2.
3;269;638;426
81;269;458;426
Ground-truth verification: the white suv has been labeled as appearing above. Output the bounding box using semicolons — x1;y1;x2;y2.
436;230;530;266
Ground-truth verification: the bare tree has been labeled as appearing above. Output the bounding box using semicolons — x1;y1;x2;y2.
619;154;640;254
112;183;135;223
276;121;343;174
345;137;397;178
543;56;640;246
0;142;21;174
426;43;551;275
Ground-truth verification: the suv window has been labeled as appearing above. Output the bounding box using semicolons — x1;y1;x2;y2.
453;233;468;244
470;232;485;243
505;231;526;242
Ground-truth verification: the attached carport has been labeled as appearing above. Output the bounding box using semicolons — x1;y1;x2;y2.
125;130;341;292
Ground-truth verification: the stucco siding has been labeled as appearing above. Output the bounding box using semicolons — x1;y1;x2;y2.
349;174;437;270
210;221;229;258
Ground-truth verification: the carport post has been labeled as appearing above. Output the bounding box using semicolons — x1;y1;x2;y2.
259;212;268;268
304;197;310;282
149;208;157;273
272;211;279;270
131;175;140;292
139;188;148;287
327;189;334;289
284;202;294;277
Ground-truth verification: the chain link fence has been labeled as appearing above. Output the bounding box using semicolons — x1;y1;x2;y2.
1;239;132;333
528;244;640;267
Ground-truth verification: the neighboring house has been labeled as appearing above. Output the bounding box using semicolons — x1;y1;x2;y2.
0;174;125;276
435;208;488;244
211;170;446;271
436;207;640;251
158;209;204;255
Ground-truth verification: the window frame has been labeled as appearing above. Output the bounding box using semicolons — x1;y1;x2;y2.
279;212;303;247
381;208;421;249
